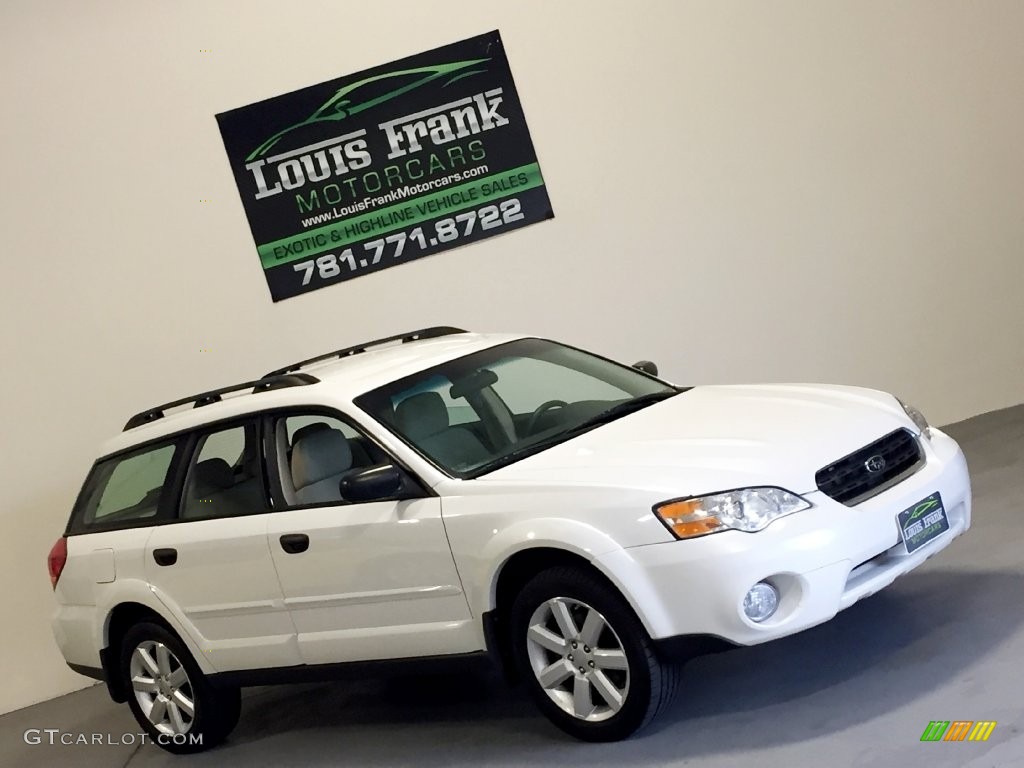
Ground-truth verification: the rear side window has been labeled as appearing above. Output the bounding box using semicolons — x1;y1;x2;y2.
72;442;178;531
180;423;268;520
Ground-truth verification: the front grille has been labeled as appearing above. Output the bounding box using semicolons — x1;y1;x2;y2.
815;428;924;505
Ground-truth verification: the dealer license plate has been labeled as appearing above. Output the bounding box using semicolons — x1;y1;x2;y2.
897;492;949;553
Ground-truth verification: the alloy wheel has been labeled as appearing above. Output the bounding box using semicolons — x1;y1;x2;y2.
129;640;195;736
525;596;630;722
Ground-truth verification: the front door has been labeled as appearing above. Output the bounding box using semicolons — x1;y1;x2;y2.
263;411;475;666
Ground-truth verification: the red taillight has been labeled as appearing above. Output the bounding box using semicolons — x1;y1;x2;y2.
48;537;67;589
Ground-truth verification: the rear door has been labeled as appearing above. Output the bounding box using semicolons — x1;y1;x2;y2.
262;410;477;665
143;419;299;671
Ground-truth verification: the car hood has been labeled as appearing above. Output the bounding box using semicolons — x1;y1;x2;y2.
479;384;916;497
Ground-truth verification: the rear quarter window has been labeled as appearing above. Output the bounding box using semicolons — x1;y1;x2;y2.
69;442;179;533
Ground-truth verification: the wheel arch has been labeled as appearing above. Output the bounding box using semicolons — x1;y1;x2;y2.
100;598;211;702
492;548;607;616
95;580;215;674
482;544;660;678
101;602;172;702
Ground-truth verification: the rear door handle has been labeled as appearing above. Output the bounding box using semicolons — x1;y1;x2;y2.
153;548;177;567
279;533;309;554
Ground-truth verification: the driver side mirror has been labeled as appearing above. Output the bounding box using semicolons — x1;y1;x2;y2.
340;463;403;502
632;360;659;376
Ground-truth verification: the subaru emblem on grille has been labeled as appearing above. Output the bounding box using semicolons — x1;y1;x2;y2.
864;455;887;473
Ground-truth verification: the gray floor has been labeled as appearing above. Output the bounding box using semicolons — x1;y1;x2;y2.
4;406;1023;767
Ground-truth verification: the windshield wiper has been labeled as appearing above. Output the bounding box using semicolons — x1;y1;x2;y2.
468;390;678;477
572;390;678;430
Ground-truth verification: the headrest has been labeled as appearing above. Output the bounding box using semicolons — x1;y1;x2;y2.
395;392;449;439
292;422;331;446
291;428;352;490
191;458;233;494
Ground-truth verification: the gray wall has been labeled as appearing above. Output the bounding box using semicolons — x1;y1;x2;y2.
1;0;1022;713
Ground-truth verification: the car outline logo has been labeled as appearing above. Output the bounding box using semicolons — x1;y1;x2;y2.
245;58;490;162
907;498;940;522
864;455;887;473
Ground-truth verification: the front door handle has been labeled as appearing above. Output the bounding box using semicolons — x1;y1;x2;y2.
153;548;177;566
279;533;309;554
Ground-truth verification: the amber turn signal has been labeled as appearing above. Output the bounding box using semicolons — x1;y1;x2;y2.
654;500;725;539
654;487;811;540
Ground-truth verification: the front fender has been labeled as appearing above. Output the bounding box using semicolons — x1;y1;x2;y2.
476;518;622;612
451;518;666;644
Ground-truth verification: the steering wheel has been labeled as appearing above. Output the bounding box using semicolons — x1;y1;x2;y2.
525;400;569;435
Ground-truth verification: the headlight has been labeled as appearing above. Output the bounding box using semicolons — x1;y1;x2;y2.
897;397;931;439
654;487;811;539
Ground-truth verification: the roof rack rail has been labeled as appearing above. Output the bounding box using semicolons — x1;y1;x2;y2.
122;373;319;431
264;326;468;378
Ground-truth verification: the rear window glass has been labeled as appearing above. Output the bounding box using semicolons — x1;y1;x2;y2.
73;442;178;530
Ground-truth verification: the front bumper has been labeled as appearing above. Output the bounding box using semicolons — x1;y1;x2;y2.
595;427;971;646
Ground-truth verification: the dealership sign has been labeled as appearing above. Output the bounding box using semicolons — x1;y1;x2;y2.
216;30;553;301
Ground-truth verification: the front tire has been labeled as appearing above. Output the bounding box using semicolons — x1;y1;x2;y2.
119;621;240;754
510;566;679;741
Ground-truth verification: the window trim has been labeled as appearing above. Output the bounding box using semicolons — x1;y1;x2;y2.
261;405;433;513
65;406;432;536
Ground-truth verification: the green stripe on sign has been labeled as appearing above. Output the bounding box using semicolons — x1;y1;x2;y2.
258;162;543;270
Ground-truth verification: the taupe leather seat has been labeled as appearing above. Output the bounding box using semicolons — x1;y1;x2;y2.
394;392;490;469
290;428;354;505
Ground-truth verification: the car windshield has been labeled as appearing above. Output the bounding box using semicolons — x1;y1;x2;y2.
354;338;679;477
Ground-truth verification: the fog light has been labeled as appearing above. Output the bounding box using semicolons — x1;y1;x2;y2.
743;582;779;623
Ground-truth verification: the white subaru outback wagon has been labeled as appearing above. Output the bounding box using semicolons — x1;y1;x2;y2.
49;327;971;752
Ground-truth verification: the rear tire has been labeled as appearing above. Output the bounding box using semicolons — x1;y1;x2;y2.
509;566;679;741
119;621;240;754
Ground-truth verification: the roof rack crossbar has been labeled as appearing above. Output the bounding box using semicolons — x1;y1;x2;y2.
122;373;319;431
264;326;467;378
